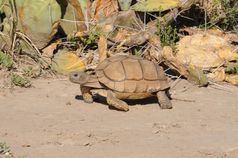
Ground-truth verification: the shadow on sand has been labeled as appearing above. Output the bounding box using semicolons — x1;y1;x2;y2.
75;95;159;111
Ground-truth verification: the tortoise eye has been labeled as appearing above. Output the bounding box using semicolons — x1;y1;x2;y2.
73;74;78;77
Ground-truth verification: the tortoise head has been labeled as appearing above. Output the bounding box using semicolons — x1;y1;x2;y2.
69;71;90;85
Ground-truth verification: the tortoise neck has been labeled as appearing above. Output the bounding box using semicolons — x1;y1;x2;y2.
83;74;103;88
88;74;98;83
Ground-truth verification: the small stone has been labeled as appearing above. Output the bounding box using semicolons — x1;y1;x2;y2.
22;144;31;148
66;101;72;106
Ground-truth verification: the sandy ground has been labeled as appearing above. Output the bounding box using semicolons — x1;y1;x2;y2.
0;78;238;158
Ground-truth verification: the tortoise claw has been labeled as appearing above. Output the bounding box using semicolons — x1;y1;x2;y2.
82;93;93;103
160;101;173;109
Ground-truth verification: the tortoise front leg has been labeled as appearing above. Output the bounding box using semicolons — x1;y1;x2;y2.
157;91;172;109
106;90;129;111
80;86;93;103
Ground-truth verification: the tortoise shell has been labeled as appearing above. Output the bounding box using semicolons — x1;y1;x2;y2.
96;55;169;93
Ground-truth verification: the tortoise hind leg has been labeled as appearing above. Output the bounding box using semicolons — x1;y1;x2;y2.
157;91;172;109
106;90;129;111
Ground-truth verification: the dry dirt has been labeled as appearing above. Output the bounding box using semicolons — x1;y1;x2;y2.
0;78;238;158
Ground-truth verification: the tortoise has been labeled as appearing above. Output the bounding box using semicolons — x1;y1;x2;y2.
69;55;172;111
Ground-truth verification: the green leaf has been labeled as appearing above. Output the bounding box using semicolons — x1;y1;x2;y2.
0;51;13;69
187;66;208;86
16;0;61;48
11;74;31;88
131;0;180;12
118;0;132;11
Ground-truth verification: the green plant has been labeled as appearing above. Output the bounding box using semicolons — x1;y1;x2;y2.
11;73;31;87
133;48;143;57
216;155;225;158
23;66;34;77
0;51;13;69
225;61;238;74
156;22;178;47
0;142;14;158
0;142;27;158
219;0;238;31
206;0;238;31
78;31;101;48
22;66;41;78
